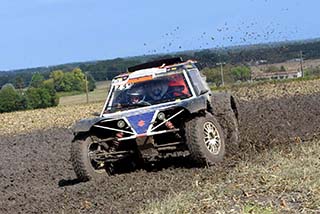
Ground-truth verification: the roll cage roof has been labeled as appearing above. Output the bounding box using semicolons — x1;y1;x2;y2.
113;58;197;82
127;57;183;73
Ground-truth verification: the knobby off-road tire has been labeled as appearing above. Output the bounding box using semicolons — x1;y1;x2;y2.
71;135;107;182
185;113;225;165
211;93;239;147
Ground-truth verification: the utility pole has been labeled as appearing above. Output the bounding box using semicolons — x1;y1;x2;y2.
85;73;89;103
300;50;304;77
216;62;226;86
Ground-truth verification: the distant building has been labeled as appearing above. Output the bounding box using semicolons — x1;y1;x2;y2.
255;60;268;65
247;59;268;66
253;71;302;81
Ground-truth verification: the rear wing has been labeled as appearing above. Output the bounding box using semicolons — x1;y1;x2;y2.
128;57;183;73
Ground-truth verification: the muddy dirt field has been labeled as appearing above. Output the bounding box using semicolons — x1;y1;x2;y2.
1;93;320;213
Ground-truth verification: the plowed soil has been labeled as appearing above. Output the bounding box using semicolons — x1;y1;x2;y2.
1;93;320;213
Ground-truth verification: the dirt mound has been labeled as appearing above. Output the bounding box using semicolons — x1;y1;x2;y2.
238;93;320;146
1;93;320;213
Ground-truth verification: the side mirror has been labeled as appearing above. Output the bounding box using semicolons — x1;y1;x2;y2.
92;112;100;117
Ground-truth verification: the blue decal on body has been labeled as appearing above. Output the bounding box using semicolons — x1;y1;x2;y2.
126;111;155;134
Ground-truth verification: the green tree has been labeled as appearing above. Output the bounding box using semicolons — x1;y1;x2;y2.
70;68;86;91
202;67;223;85
60;72;74;92
50;70;64;91
49;68;87;92
305;66;320;77
280;65;286;71
202;65;235;86
43;79;59;106
30;73;45;88
26;87;53;109
14;76;25;90
0;84;26;113
231;66;251;82
26;72;58;110
87;73;96;91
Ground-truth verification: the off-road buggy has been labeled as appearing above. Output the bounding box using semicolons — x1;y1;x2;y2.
71;57;239;181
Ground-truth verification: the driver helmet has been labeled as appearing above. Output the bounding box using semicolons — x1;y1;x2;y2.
128;87;145;104
148;80;168;100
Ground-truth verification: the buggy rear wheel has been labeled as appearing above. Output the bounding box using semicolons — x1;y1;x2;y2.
185;113;225;165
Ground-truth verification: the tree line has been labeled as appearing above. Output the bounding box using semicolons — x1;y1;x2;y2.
2;39;320;88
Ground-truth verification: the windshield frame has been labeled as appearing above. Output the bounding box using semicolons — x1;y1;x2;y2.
101;69;196;114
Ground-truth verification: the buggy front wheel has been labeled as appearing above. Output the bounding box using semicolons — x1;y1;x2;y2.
71;135;109;181
185;114;225;165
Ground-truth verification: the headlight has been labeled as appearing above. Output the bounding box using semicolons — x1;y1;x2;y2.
157;112;166;120
117;120;126;128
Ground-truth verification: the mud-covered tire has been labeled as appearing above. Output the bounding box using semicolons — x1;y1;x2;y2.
71;135;107;182
185;113;225;165
210;93;239;147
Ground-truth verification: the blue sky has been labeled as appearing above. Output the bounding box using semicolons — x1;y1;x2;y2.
0;0;319;70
